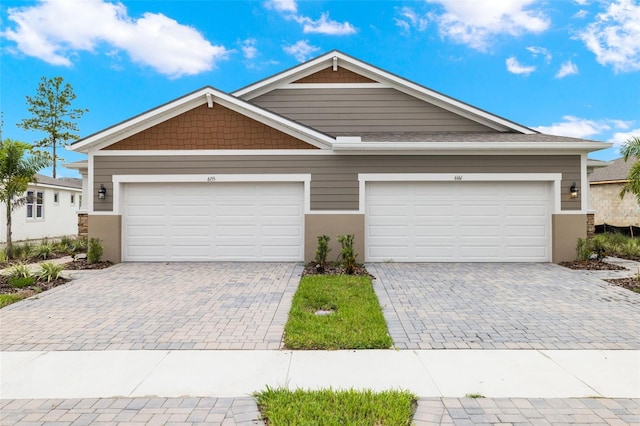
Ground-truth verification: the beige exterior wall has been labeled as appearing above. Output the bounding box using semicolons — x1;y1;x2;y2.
305;214;365;264
94;154;582;212
590;182;640;226
552;214;586;263
251;88;494;135
88;215;121;263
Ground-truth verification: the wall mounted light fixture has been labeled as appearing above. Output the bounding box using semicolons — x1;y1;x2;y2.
98;184;107;200
570;182;579;199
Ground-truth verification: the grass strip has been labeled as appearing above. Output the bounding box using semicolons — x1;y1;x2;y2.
284;275;392;349
255;387;416;426
0;294;25;308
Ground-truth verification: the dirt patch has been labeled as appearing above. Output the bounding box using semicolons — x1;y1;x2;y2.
605;277;640;293
559;260;626;271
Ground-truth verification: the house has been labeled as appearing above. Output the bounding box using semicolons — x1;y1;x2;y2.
0;174;82;243
68;51;610;263
589;156;639;227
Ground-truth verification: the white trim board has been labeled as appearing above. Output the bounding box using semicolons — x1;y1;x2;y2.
109;174;312;215
358;173;562;214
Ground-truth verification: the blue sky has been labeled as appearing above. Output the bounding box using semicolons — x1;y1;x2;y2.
1;0;639;177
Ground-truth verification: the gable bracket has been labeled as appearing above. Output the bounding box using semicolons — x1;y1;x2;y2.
333;56;338;71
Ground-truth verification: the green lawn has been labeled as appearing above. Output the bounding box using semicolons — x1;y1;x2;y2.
284;275;392;349
0;294;25;308
255;387;416;425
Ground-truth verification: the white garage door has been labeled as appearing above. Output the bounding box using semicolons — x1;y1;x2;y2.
123;182;304;261
366;181;552;262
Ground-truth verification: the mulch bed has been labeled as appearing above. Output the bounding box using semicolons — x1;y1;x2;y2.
559;260;626;271
303;262;372;277
605;277;640;293
0;275;71;297
63;259;113;270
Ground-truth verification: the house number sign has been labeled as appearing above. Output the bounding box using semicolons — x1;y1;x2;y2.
454;175;463;181
207;177;216;182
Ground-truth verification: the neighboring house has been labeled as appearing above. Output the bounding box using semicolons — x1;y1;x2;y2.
589;156;640;226
68;51;609;263
0;174;82;243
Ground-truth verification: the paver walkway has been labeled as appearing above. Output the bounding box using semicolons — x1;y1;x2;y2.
2;397;638;425
0;263;302;351
369;263;640;350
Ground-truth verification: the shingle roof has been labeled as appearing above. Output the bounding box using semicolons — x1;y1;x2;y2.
33;174;82;189
359;132;605;144
589;156;637;183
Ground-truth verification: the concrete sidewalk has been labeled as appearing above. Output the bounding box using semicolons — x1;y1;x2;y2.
2;349;638;400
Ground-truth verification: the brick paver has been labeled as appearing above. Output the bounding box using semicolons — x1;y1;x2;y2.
1;397;637;425
369;263;640;350
0;263;302;351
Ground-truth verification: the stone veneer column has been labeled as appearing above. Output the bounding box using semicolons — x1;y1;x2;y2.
587;212;595;239
77;213;88;237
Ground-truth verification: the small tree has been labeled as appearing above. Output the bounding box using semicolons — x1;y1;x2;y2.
619;136;640;205
0;139;51;258
18;76;87;178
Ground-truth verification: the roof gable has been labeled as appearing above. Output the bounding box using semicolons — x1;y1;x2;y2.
69;86;334;153
233;50;535;134
104;104;318;150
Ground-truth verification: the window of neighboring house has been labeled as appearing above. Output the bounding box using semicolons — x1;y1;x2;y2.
70;194;75;205
26;190;44;219
54;192;59;204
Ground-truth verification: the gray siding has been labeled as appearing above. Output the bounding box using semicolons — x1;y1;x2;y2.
251;88;494;135
93;155;581;211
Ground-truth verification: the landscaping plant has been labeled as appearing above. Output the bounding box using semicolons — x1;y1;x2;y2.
337;234;357;274
314;235;331;272
38;262;64;282
87;238;103;263
31;242;54;260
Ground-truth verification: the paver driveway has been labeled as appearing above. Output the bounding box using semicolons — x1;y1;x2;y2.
0;263;302;351
369;263;640;350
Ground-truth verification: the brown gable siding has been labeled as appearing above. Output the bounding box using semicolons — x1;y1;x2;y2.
104;104;318;150
293;66;377;84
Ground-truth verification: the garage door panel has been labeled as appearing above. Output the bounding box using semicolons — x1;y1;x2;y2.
123;182;304;261
366;181;551;262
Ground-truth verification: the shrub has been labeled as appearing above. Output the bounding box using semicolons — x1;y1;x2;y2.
0;248;7;263
12;242;33;260
8;263;32;279
314;235;331;271
38;262;64;282
8;276;35;288
53;236;74;255
73;236;88;253
87;238;103;263
31;242;54;260
337;234;357;274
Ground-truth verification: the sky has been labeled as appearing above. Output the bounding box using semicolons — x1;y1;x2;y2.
1;0;639;178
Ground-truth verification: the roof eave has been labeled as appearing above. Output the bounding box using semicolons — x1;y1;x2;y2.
332;141;613;154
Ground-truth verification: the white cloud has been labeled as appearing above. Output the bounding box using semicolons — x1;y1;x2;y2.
533;116;633;139
294;13;357;35
394;7;429;34
283;40;320;62
574;9;589;18
610;128;640;148
577;0;640;72
264;0;297;13
526;46;552;63
426;0;550;50
505;57;536;75
574;0;589;5
241;39;257;59
1;0;229;78
555;60;579;78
